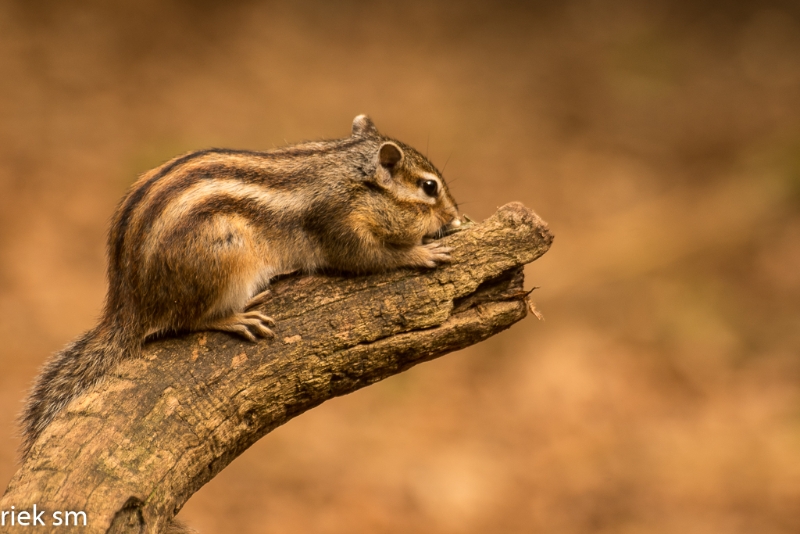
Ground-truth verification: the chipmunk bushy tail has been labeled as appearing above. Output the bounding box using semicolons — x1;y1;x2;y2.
20;319;142;458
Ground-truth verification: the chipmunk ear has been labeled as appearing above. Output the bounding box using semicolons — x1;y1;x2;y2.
352;115;378;137
378;142;403;169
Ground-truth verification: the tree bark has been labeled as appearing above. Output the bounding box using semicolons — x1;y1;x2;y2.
1;202;553;533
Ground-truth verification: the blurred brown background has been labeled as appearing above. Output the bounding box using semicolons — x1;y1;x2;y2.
1;0;799;532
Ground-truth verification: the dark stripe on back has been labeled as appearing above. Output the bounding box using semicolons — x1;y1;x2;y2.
163;194;284;248
111;148;251;271
111;136;368;273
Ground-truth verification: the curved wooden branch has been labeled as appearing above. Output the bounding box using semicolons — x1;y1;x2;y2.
1;202;552;533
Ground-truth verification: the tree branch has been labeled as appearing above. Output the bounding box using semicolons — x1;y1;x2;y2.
1;202;553;533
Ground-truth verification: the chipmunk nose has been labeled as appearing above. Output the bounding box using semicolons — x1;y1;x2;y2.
443;210;461;229
438;215;462;237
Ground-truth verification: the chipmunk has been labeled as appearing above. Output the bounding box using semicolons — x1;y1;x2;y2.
19;115;460;460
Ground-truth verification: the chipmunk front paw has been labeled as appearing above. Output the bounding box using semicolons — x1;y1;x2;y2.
418;242;453;268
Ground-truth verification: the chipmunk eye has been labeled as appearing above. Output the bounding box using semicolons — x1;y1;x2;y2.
421;179;438;197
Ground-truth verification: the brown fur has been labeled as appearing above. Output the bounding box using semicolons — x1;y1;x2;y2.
20;115;460;461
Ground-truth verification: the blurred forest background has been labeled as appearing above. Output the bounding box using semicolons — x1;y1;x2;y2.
1;1;799;532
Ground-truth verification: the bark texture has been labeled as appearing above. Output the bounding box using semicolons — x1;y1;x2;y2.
2;202;553;533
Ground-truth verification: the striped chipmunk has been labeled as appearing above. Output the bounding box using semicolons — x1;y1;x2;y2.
20;115;461;459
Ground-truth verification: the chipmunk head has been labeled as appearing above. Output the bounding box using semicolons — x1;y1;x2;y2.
352;115;461;242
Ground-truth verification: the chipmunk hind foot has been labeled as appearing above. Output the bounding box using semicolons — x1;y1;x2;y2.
203;311;276;342
244;288;273;310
